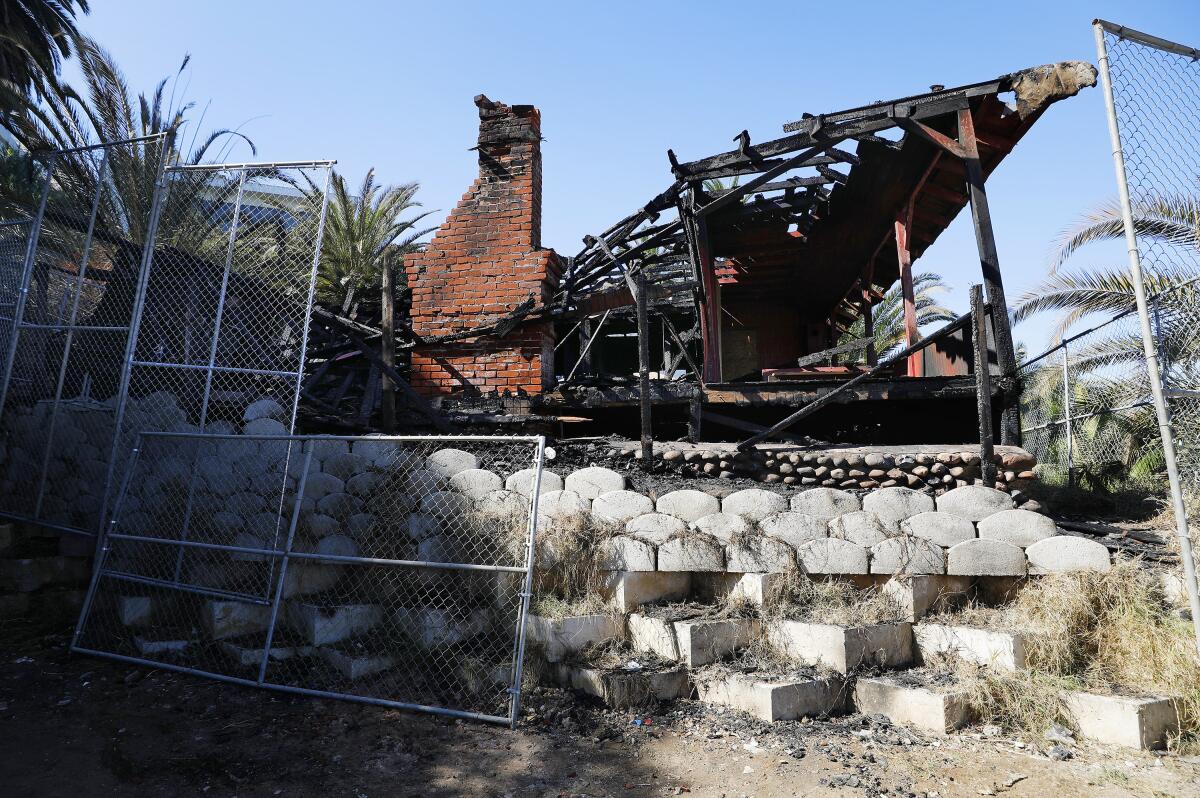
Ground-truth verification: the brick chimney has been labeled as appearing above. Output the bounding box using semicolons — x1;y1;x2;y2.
405;95;561;398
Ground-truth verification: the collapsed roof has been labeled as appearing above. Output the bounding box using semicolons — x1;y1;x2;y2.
554;61;1097;335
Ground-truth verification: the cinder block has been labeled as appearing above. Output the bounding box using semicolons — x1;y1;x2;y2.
695;672;849;721
202;600;272;640
715;572;784;606
854;676;972;734
674;617;760;668
221;642;312;667
628;613;680;660
290;602;383;646
914;623;1027;672
766;620;913;673
602;571;691;612
393;606;486;648
525;613;623;663
1063;690;1179;750
116;595;156;628
556;663;689;708
319;647;395;680
882;575;972;622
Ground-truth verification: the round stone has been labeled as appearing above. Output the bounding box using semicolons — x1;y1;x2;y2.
655;489;721;523
862;486;935;526
564;466;625;500
721;488;788;521
829;510;892;547
691;512;750;543
504;468;563;497
243;417;288;437
591;489;655;524
869;535;945;575
790;487;861;519
901;511;976;547
426;448;480;478
936;485;1013;522
758;512;828;547
625;512;687;543
977;509;1057;548
449;468;504;500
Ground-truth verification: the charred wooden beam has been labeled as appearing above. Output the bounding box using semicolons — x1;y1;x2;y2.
736;310;976;449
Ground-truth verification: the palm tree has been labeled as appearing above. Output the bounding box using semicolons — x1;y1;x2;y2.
0;38;257;399
1014;192;1200;490
314;169;434;314
838;272;956;362
0;0;89;116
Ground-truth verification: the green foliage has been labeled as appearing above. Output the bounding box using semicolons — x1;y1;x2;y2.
0;0;89;116
837;272;956;361
313;169;434;312
1016;191;1200;492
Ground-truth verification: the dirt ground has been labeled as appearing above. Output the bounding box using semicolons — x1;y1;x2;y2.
2;617;1197;798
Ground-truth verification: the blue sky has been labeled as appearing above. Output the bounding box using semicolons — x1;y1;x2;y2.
76;0;1200;354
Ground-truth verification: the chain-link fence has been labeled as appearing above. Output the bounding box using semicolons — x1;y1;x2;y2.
72;433;546;726
1098;22;1200;516
0;149;332;537
1017;281;1198;494
0;134;170;535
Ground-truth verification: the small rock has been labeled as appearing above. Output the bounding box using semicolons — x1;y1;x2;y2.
1048;744;1073;761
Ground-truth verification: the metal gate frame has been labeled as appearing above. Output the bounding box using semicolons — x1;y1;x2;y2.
72;432;546;727
0;149;333;539
0;132;172;537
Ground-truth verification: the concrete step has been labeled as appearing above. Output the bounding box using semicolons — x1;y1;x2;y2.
765;620;913;674
627;612;759;668
552;661;690;708
853;675;972;734
0;556;90;593
913;622;1027;672
694;670;849;722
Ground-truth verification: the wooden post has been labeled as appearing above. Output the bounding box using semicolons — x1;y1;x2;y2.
959;108;1019;445
862;289;877;366
578;317;593;375
379;261;396;432
971;285;998;486
688;388;702;443
894;209;922;377
695;213;722;383
635;270;653;469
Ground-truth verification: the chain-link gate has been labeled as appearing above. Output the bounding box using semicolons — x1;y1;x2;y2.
72;433;545;726
0;148;332;538
1097;22;1200;515
0;134;170;535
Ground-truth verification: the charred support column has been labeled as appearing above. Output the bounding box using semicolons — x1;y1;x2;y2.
959;109;1019;444
893;209;922;377
380;262;396;432
695;212;722;383
971;285;997;486
862;289;877;367
635;270;653;468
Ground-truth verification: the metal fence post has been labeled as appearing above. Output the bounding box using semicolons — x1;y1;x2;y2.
34;152;110;518
98;132;175;537
1094;20;1200;653
508;435;545;727
0;157;55;421
1062;343;1074;488
257;443;314;684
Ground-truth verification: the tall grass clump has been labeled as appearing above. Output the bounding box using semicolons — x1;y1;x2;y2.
957;560;1200;749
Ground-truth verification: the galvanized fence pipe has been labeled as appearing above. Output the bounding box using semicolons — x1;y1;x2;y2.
1094;19;1200;652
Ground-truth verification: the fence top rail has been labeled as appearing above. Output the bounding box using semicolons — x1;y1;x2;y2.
33;131;170;158
135;431;545;444
169;160;337;172
1095;18;1200;60
1017;276;1200;372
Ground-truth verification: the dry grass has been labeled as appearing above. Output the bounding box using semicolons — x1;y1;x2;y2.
527;512;621;619
942;560;1200;750
762;567;905;627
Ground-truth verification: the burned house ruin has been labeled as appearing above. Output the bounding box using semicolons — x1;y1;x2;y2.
401;61;1098;451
